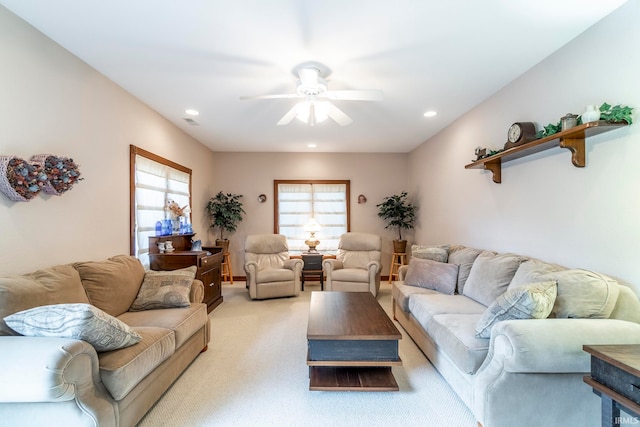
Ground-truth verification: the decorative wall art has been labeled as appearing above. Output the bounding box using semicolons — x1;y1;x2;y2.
0;154;83;202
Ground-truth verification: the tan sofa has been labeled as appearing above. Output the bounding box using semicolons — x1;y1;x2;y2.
393;244;640;427
0;255;210;427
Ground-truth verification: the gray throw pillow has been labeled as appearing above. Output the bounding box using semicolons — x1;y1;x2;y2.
129;266;196;311
508;259;561;291
403;258;459;295
463;252;525;306
447;246;484;294
4;303;142;352
475;281;557;338
411;244;450;263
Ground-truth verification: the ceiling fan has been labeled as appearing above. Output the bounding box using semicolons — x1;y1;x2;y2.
240;62;383;126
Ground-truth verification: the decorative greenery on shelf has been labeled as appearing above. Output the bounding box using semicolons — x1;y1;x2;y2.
535;102;633;139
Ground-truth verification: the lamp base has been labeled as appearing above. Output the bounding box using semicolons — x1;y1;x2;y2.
305;237;320;253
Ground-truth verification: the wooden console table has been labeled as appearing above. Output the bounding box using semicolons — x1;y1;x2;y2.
583;345;640;427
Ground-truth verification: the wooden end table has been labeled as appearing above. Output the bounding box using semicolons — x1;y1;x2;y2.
306;291;402;391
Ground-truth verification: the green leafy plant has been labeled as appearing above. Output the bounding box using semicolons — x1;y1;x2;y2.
376;191;416;241
599;102;634;124
536;102;634;139
205;191;245;241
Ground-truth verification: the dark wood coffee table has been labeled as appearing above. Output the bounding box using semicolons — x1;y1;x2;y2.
306;291;402;391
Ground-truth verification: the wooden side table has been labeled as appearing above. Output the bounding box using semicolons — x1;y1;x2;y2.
301;253;324;291
388;252;407;283
583;344;640;427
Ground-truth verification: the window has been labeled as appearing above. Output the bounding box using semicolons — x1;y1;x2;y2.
274;180;350;255
129;145;192;267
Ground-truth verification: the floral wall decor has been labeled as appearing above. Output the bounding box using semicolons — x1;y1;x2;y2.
31;154;83;195
0;154;83;202
0;155;48;202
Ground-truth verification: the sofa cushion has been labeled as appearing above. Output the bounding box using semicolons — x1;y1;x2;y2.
408;293;487;331
99;326;175;400
129;266;196;311
0;264;89;336
392;282;439;313
4;303;142;352
404;258;458;295
475;281;558;338
508;259;562;290
463;252;525;307
118;303;208;348
428;314;489;374
539;269;620;319
411;244;449;263
447;246;484;294
74;255;145;317
609;284;640;323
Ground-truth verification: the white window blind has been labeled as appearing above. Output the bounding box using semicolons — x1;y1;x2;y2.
134;154;190;267
277;182;348;254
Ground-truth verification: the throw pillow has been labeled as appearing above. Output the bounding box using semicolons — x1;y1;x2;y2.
403;258;459;295
463;252;525;306
411;244;450;263
447;246;484;294
475;281;557;338
129;266;197;311
538;269;620;319
3;303;142;352
508;259;561;291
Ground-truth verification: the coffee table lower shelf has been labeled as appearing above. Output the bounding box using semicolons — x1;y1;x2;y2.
309;366;399;391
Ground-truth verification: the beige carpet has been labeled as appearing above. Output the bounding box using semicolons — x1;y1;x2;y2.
136;282;476;427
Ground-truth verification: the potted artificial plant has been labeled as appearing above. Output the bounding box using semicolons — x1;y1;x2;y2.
376;191;416;253
205;191;245;252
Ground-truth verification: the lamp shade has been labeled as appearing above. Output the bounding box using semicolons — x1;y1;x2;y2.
304;217;321;233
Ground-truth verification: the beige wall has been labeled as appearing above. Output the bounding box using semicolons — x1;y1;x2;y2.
408;1;640;291
210;152;408;276
0;7;216;274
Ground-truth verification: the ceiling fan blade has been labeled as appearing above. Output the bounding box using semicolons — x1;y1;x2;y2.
298;67;319;87
326;103;353;126
325;90;384;101
277;105;298;126
240;94;302;100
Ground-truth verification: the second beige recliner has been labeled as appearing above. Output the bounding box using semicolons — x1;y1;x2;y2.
323;232;382;296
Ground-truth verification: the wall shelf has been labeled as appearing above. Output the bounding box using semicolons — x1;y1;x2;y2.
465;120;628;183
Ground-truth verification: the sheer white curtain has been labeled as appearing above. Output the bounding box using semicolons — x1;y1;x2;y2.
277;182;348;254
134;154;190;267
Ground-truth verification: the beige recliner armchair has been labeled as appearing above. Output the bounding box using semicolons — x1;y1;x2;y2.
323;232;382;296
243;234;303;300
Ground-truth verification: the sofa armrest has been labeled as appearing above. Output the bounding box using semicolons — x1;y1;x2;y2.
480;318;640;374
190;279;204;303
398;265;409;281
0;336;109;402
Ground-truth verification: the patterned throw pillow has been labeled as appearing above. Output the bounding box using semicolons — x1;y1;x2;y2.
129;266;197;311
411;244;450;263
3;303;141;352
474;281;557;338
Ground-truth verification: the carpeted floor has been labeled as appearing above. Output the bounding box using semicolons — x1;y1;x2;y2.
136;282;476;427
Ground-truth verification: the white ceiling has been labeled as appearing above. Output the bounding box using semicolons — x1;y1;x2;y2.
0;0;628;153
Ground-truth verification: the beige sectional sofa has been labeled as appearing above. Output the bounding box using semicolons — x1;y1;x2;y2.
393;244;640;427
0;255;210;427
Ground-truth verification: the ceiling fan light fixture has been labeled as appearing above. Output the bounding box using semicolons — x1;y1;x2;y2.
295;101;329;125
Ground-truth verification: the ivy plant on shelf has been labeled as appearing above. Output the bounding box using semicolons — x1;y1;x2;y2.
535;102;633;139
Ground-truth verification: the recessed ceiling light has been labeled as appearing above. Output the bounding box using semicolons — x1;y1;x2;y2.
423;111;437;117
307;143;317;148
185;109;199;116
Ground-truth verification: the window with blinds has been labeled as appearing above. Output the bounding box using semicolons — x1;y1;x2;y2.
275;180;350;254
130;146;191;268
